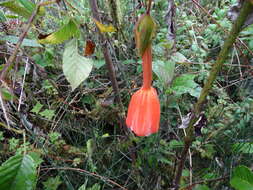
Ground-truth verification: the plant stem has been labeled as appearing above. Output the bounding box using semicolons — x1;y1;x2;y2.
142;46;152;89
146;0;152;14
88;0;125;120
173;1;253;189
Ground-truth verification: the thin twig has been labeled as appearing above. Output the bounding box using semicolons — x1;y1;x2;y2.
0;121;23;134
41;167;128;190
0;94;10;128
18;58;29;112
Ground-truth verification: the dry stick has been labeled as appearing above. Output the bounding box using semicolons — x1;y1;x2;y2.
88;0;125;120
41;167;127;190
0;4;41;81
173;1;253;189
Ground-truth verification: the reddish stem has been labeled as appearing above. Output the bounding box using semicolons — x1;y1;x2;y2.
142;46;152;89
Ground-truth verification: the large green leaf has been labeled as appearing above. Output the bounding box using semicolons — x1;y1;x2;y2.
230;165;253;190
38;19;80;44
17;0;35;13
0;154;37;190
63;39;93;90
153;60;175;86
171;74;202;98
0;0;31;18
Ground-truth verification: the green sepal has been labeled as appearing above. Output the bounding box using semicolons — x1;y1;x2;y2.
135;13;156;56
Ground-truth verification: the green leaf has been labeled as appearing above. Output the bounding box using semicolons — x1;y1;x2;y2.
93;60;105;69
171;74;202;98
193;185;210;190
38;19;80;44
63;39;93;90
0;0;31;18
171;52;188;64
230;165;253;190
39;109;55;120
30;102;43;114
87;139;95;158
43;176;62;190
3;35;43;47
0;88;16;101
233;143;253;154
0;154;37;190
17;0;35;13
87;183;101;190
0;10;7;22
153;60;175;86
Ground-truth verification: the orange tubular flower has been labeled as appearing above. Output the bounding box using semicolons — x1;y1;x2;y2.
126;46;160;136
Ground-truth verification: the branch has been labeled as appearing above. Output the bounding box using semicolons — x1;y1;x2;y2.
88;0;125;126
0;2;41;81
173;1;253;189
41;167;127;190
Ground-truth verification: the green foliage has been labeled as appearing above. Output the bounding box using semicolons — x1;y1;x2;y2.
31;102;55;120
153;60;175;86
38;19;80;44
30;102;43;114
8;138;20;151
233;143;253;154
0;10;7;21
170;74;202;98
63;39;93;90
43;176;62;190
39;109;55;120
0;0;31;18
0;154;38;190
193;185;210;190
2;35;43;47
0;0;253;189
230;165;253;190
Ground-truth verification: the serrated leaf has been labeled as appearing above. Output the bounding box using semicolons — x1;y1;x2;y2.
63;39;93;90
93;18;116;33
39;109;55;120
0;154;37;190
43;176;62;190
153;60;175;86
230;165;253;190
30;102;43;114
0;0;31;18
171;74;202;98
38;19;80;44
3;35;43;47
